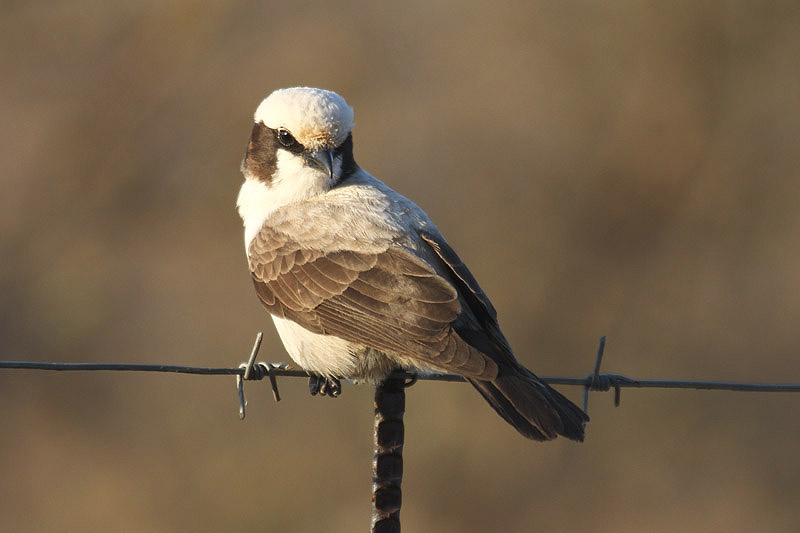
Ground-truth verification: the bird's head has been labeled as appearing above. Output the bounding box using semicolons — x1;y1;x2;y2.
241;87;357;204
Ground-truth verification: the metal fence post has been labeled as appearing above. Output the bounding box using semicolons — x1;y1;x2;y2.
371;371;406;532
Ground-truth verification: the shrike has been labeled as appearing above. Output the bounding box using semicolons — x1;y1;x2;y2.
237;87;588;441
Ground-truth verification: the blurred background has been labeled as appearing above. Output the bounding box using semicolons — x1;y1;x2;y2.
2;1;799;531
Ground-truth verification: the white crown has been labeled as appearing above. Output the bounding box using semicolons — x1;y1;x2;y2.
254;87;355;151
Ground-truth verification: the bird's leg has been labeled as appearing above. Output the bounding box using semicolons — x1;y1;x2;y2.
308;375;342;397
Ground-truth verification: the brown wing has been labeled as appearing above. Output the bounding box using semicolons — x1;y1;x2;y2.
248;225;498;379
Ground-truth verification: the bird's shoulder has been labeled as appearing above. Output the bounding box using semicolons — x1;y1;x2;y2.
249;172;433;260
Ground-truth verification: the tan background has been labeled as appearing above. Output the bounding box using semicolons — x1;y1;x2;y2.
2;1;799;531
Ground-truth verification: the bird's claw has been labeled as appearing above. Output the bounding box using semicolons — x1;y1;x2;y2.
309;375;342;397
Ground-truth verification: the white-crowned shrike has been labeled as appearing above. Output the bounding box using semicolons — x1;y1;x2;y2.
237;87;588;441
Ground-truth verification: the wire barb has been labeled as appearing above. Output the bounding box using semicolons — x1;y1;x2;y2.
237;373;246;420
238;332;265;419
266;364;282;402
584;336;607;412
236;333;292;418
243;332;263;380
583;336;634;412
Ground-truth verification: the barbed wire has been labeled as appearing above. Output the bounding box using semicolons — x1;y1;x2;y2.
1;335;798;418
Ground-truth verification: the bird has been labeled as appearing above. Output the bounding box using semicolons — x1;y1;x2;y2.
236;87;588;441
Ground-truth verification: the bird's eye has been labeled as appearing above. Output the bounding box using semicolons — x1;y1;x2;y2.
277;128;296;147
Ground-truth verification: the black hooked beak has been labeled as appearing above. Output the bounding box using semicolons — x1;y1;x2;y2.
305;149;335;180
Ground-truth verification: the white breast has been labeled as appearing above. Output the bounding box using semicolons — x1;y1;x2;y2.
237;178;274;247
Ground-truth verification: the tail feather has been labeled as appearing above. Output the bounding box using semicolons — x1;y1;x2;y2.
470;367;589;442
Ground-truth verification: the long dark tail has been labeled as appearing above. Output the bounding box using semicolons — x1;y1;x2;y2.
469;366;589;441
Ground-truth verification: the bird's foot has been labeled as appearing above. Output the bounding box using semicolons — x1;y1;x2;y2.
309;375;342;397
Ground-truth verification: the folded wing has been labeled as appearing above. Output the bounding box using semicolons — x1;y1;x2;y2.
248;224;499;379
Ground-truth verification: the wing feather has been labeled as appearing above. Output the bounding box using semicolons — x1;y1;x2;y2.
301;261;351;293
291;264;336;299
357;267;456;304
337;288;446;338
307;256;362;285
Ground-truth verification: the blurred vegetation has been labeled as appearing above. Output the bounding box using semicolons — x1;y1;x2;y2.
2;1;799;531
